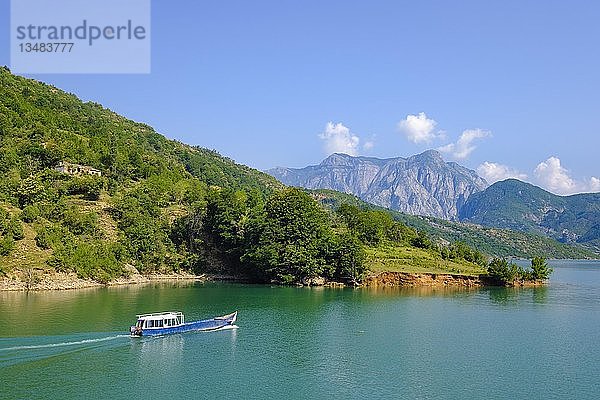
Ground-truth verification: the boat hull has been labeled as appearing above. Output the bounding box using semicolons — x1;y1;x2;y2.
131;312;237;337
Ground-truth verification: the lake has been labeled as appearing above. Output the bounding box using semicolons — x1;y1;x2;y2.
1;260;599;399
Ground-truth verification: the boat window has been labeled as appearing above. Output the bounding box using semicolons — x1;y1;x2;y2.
148;320;154;328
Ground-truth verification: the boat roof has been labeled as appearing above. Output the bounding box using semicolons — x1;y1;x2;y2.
136;311;183;320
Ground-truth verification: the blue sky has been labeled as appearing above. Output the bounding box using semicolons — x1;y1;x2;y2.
1;0;599;194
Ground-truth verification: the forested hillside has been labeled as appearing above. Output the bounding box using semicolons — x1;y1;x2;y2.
0;68;573;286
459;179;600;251
0;67;284;282
309;189;598;259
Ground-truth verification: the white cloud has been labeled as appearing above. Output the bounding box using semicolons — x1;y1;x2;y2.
397;112;444;144
477;162;528;184
438;128;491;160
533;156;577;195
318;122;360;156
362;140;375;151
478;156;599;195
589;177;600;192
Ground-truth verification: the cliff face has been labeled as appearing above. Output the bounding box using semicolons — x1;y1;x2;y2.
267;150;487;219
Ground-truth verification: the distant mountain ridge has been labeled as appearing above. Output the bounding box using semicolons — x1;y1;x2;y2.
459;179;600;250
267;150;488;219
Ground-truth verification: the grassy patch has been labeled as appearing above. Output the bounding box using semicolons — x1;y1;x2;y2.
365;243;486;276
0;219;53;272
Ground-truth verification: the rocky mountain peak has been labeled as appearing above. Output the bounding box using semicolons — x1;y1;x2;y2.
267;150;488;219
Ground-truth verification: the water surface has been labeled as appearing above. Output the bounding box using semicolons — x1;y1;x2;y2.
1;261;599;399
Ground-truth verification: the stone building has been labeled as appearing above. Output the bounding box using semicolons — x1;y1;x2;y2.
54;161;102;177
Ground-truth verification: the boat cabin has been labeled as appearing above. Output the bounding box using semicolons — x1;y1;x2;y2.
135;311;184;330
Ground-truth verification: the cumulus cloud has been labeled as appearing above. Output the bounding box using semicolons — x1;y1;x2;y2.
397;112;444;144
476;156;599;195
477;162;528;184
438;129;491;160
589;177;600;192
533;156;577;195
318;122;360;156
362;140;375;151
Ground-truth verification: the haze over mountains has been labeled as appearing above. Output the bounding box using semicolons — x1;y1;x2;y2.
268;151;600;251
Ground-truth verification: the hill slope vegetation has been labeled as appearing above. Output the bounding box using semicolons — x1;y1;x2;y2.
459;179;600;251
0;68;492;284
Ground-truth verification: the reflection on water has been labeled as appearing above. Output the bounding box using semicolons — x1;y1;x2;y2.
361;285;482;298
532;286;549;304
135;334;185;379
487;286;549;306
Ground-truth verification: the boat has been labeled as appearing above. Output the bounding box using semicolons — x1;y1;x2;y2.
129;311;237;337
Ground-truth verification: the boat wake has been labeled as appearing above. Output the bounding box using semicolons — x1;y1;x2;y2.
0;333;130;368
0;334;129;352
211;324;239;332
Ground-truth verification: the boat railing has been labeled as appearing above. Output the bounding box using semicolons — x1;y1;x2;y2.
136;311;184;319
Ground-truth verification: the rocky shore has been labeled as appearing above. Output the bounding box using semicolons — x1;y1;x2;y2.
1;269;546;291
0;269;210;291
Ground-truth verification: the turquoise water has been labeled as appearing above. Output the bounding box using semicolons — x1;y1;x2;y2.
1;261;599;399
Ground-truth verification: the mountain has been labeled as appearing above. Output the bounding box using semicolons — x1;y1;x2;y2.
459;179;600;250
267;150;488;219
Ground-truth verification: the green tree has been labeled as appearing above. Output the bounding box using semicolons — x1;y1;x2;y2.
16;177;47;207
331;233;365;283
487;258;520;285
67;176;105;200
243;188;333;283
531;257;552;280
411;230;432;249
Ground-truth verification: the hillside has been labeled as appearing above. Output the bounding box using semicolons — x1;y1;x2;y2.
1;68;491;286
269;150;599;256
459;179;600;251
0;67;283;282
267;150;487;219
308;189;598;259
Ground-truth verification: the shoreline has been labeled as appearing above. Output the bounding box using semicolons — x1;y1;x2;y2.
363;271;546;288
0;271;219;292
0;269;546;292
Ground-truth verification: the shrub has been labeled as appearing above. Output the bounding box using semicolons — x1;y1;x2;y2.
21;204;40;222
16;177;47;207
8;218;24;240
67;176;104;200
47;240;125;283
411;231;432;249
0;236;14;256
35;223;73;250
